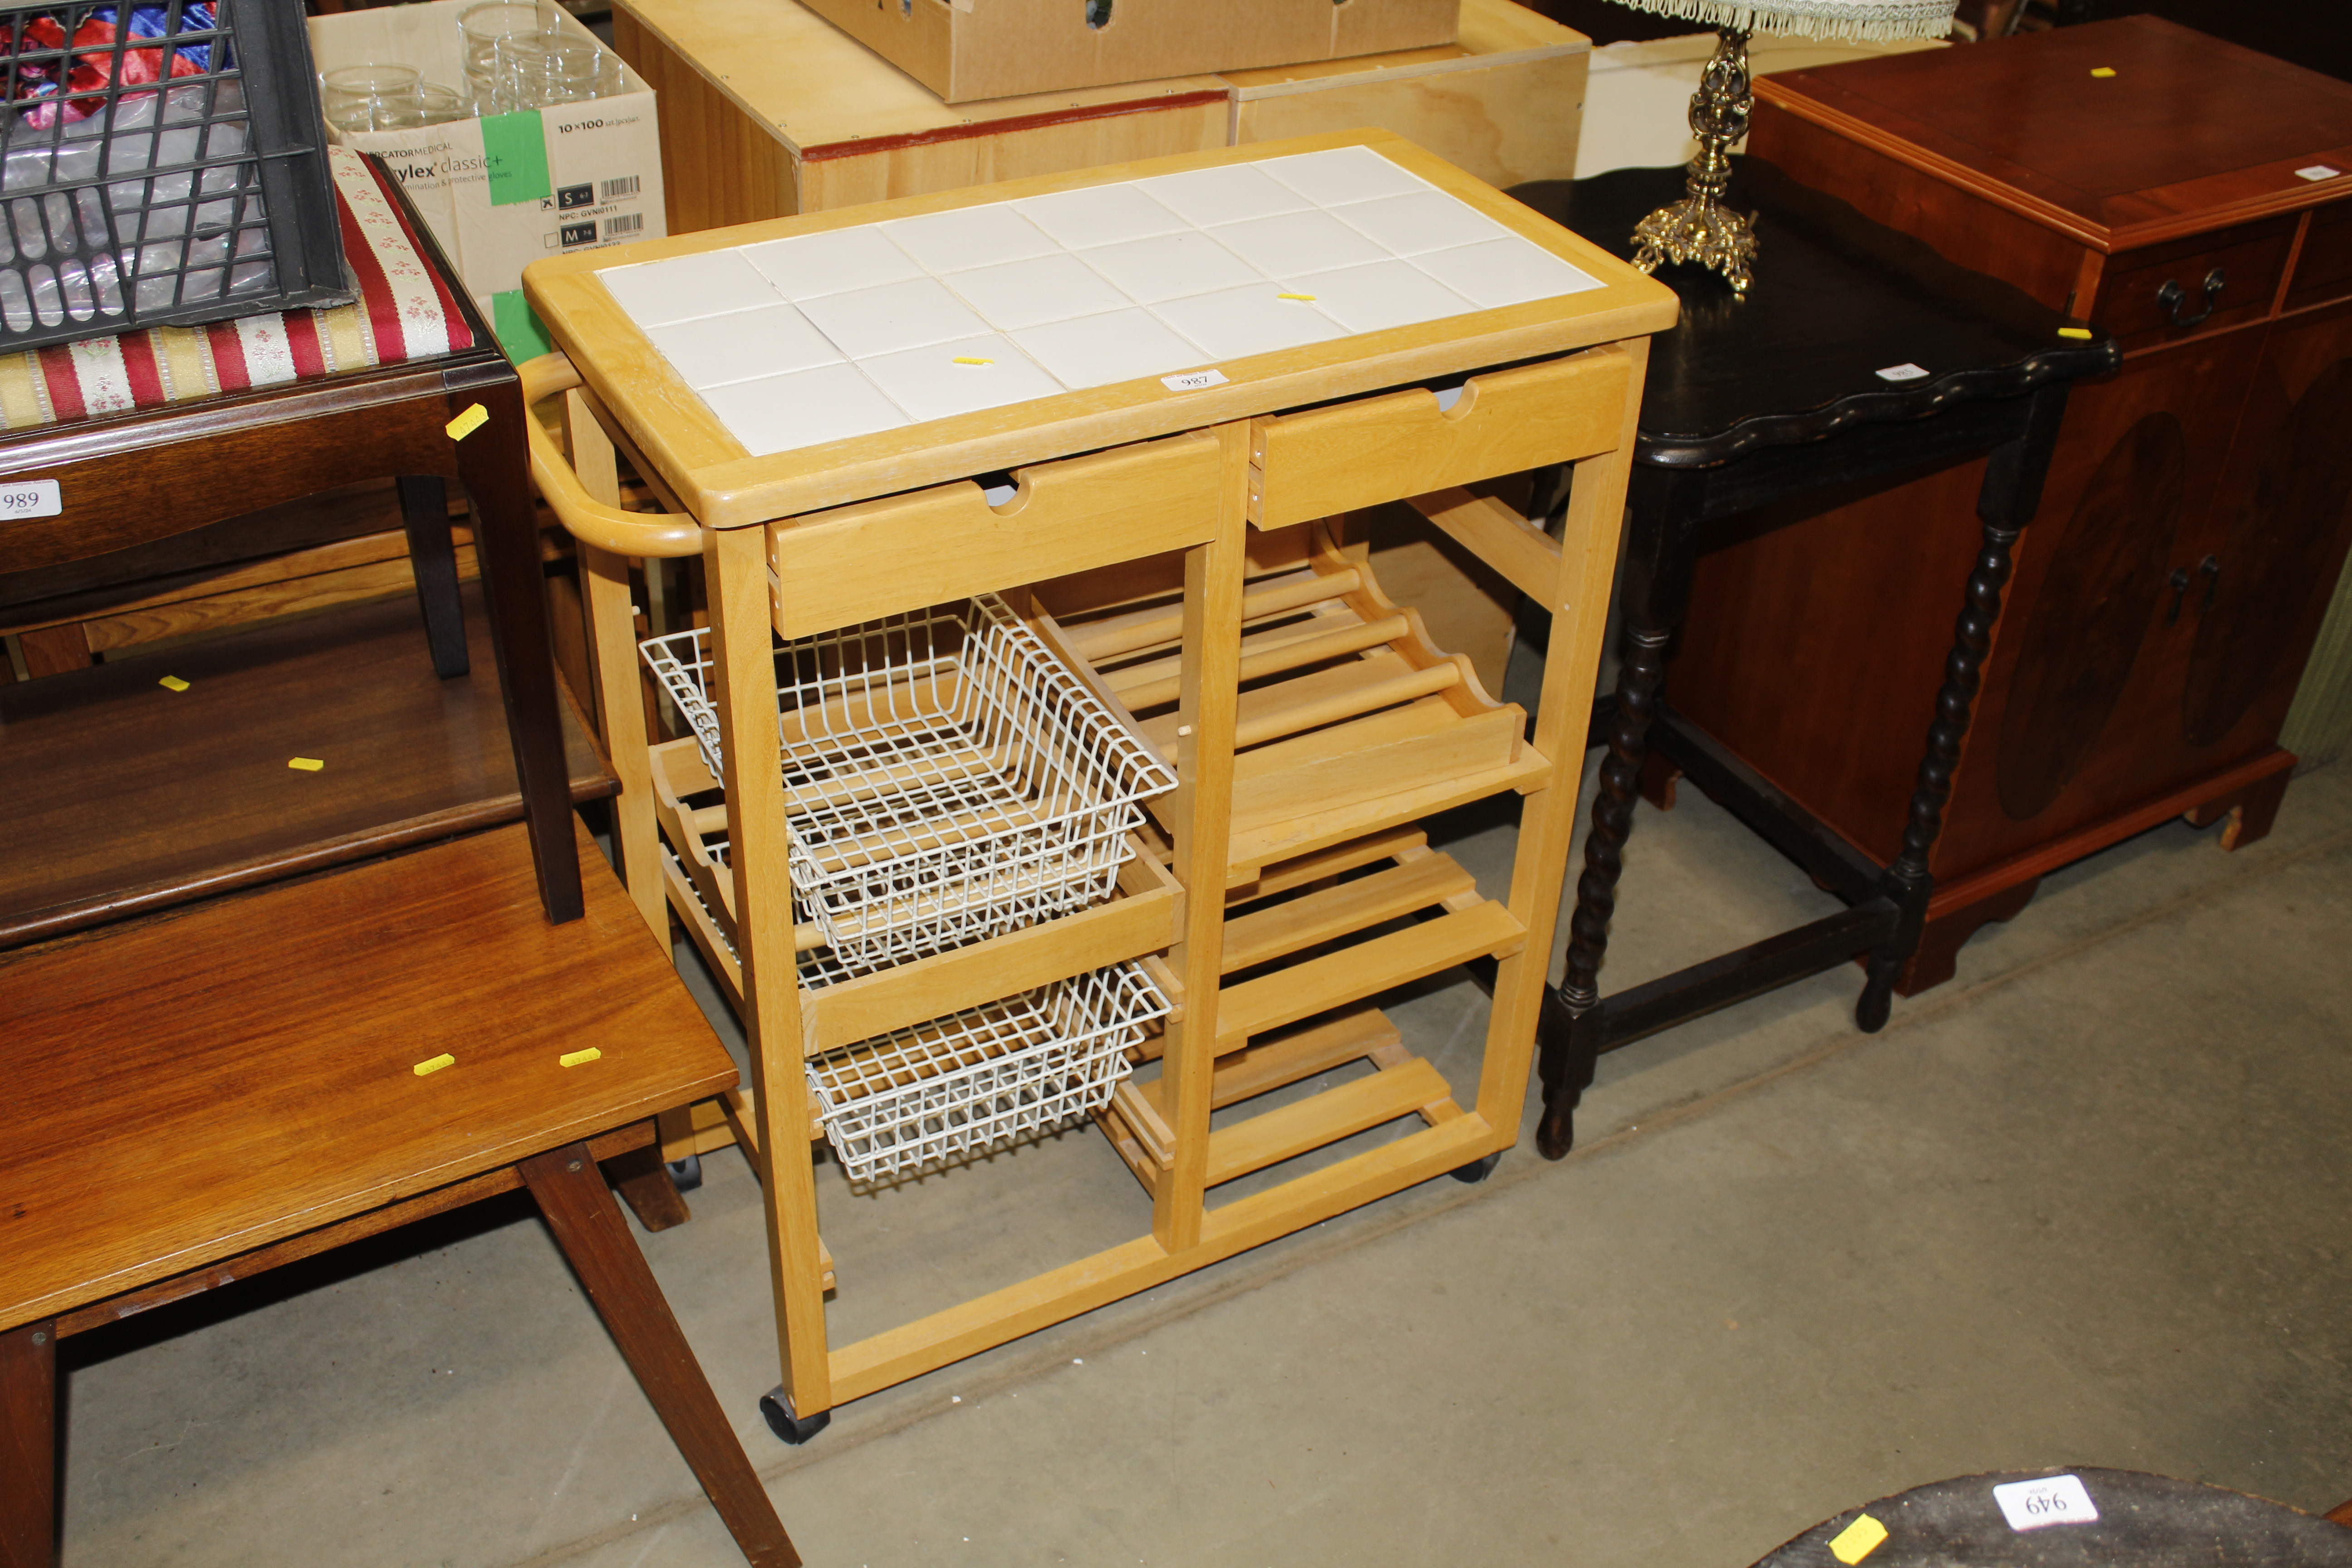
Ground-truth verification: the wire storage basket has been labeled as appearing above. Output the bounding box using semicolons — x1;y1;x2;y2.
0;0;347;350
808;960;1169;1184
642;592;1176;966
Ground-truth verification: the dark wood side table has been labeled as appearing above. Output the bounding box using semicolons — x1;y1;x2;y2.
1508;160;2117;1158
0;821;798;1568
1697;18;2352;990
0;150;586;931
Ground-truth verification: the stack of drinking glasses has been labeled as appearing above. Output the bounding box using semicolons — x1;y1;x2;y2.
459;0;621;114
320;2;620;134
319;64;467;133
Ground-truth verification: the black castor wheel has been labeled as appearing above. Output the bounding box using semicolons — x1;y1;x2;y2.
761;1386;832;1445
665;1152;704;1191
1449;1152;1502;1184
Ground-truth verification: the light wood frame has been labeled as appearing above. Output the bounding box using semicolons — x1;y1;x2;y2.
522;131;1671;1426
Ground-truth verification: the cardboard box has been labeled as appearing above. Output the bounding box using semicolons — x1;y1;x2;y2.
307;0;666;360
799;0;1459;104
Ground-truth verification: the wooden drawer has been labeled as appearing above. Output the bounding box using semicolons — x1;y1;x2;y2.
767;430;1225;639
1253;346;1628;530
2287;200;2352;314
2093;216;2298;350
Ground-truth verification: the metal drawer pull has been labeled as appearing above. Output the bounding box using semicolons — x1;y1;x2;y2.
2156;267;2226;328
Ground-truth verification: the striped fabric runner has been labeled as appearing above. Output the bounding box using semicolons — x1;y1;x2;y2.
0;146;475;432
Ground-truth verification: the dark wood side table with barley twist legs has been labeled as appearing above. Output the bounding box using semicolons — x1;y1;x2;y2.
1512;162;2113;1159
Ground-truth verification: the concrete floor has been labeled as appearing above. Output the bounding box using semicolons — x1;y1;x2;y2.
54;742;2352;1565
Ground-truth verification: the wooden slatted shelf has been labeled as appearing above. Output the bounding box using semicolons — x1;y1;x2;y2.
1053;530;1553;883
1215;900;1524;1052
1094;826;1511;1196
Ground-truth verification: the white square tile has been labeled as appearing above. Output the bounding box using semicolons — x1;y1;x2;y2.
1151;284;1347;361
598;251;783;328
699;362;908;455
1078;230;1264;305
1332;190;1514;257
943;253;1135;331
856;333;1067;423
1012;183;1190;250
1255;146;1431;207
1208;210;1390;276
1279;260;1476;334
739;226;922;301
1410;237;1603;308
1011;308;1211;389
882;204;1060;274
798;277;992;359
1132;164;1312;227
646;302;844;389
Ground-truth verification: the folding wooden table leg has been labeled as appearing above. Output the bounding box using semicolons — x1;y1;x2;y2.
451;372;585;924
0;1318;56;1568
520;1143;800;1568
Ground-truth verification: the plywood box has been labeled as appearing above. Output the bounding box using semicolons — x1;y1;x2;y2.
613;0;1231;230
1227;0;1588;191
613;0;1584;227
799;0;1458;104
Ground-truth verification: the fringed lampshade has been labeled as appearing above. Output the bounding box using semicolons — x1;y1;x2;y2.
1608;0;1961;293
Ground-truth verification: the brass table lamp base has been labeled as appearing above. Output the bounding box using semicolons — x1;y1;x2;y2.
1632;27;1758;296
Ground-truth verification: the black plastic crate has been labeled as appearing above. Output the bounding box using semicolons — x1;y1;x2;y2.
0;0;346;350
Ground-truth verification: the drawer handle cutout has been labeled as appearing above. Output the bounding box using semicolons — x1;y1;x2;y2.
2156;267;2225;328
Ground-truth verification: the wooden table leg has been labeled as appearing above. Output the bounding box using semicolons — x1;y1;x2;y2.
1857;382;2072;1029
603;1139;693;1233
398;474;470;680
1539;464;1705;1159
519;1143;799;1568
0;1319;56;1568
451;374;584;924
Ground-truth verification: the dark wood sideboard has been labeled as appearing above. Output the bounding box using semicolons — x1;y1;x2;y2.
1653;15;2352;991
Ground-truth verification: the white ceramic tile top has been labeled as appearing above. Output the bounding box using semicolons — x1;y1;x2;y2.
1152;284;1347;361
1078;230;1265;306
1412;238;1602;309
1010;184;1190;250
1011;308;1209;390
599;250;781;327
883;205;1060;274
740;227;923;302
1134;163;1314;227
644;303;843;389
1281;261;1478;336
797;277;992;360
1207;209;1391;277
1258;146;1432;207
858;334;1066;422
1335;190;1515;257
597;147;1608;457
698;363;908;453
945;253;1133;332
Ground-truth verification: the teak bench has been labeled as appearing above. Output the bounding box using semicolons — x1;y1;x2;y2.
0;822;797;1568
